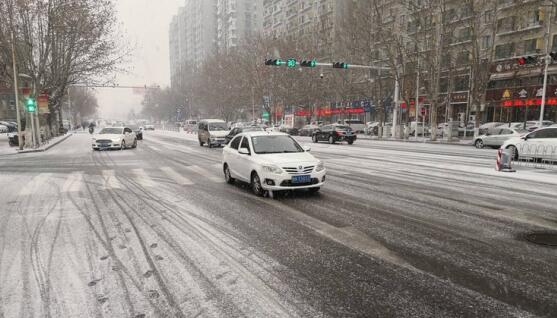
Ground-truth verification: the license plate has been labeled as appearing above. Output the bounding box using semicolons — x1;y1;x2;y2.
100;143;109;148
292;175;311;184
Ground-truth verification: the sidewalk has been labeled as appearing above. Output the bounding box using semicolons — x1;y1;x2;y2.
0;133;73;156
356;134;474;147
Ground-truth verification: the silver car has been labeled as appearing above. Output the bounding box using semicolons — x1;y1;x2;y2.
474;127;528;149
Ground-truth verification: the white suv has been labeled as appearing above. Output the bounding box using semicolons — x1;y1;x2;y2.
501;127;557;160
222;132;326;196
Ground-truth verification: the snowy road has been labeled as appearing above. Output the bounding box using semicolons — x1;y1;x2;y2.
0;131;556;317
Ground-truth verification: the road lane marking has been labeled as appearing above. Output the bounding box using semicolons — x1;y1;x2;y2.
149;146;162;152
160;166;194;185
102;170;122;189
132;168;156;187
184;165;223;183
19;173;53;195
61;172;84;193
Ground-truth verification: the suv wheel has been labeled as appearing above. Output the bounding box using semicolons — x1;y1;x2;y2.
312;135;318;143
328;136;335;144
474;139;484;149
199;140;204;146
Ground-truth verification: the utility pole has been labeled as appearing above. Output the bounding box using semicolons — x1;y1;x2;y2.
10;29;24;150
539;6;552;127
415;58;420;140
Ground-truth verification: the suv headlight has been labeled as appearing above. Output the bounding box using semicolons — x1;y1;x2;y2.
262;165;283;174
112;138;120;143
315;162;325;172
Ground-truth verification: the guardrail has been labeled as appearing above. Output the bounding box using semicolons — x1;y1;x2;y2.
511;144;557;170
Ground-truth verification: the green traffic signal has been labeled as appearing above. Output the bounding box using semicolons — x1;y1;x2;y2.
287;58;297;68
26;98;36;112
300;59;317;67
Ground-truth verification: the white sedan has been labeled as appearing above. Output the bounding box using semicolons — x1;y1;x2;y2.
92;127;137;150
222;132;326;196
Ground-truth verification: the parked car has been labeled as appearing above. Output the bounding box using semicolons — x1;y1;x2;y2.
525;120;554;132
343;119;366;134
312;124;356;144
225;126;264;144
474;127;528;149
279;125;299;136
299;124;319;136
128;124;143;140
409;121;429;136
478;122;504;135
222;132;325;196
92;126;137;150
365;122;380;135
183;119;198;132
502;127;557;160
144;124;155;131
198;119;230;148
0;124;7;133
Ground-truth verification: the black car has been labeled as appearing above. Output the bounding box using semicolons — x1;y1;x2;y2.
312;124;356;144
128;125;143;140
279;126;299;136
299;125;319;136
224;126;264;144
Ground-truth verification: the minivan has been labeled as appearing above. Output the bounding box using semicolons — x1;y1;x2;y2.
198;119;230;148
343;119;366;133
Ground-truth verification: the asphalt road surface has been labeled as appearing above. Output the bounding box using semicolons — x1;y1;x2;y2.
0;130;556;318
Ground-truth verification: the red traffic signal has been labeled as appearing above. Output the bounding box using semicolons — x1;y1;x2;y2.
517;56;537;65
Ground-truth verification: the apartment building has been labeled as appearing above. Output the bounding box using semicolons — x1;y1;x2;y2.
262;0;346;58
217;0;264;52
169;0;218;88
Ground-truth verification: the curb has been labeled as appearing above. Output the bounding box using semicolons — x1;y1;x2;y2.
355;135;473;147
13;133;73;154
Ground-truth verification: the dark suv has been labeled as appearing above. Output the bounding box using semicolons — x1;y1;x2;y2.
312;124;356;144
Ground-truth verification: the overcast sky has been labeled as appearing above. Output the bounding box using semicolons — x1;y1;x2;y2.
96;0;183;120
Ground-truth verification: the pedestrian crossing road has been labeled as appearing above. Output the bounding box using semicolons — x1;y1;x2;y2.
0;131;556;318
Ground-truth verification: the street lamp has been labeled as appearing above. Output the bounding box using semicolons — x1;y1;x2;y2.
10;29;24;150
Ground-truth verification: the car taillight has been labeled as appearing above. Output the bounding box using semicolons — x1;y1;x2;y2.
335;130;341;136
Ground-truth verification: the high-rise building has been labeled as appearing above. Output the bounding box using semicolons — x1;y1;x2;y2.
262;0;346;58
217;0;264;52
169;0;218;88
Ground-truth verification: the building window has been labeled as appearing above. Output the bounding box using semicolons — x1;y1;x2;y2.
523;38;539;54
481;35;492;50
497;16;516;33
495;43;514;59
454;75;469;91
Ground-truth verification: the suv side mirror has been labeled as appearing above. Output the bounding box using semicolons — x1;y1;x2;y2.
238;148;250;155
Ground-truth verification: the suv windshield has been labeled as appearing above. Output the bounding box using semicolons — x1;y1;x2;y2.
251;135;304;154
209;123;228;131
99;128;123;134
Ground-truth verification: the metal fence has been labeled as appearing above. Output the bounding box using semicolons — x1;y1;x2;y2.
511;144;557;170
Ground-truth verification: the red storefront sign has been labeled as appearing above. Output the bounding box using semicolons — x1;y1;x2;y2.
501;98;557;107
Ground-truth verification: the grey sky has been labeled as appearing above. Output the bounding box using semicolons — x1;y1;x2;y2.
97;0;183;120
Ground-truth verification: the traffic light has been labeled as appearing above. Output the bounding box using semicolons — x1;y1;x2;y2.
287;58;297;68
25;97;36;112
300;59;317;67
333;62;349;69
517;56;537;65
265;59;283;66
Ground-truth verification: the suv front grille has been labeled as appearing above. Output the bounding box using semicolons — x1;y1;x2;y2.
96;139;112;144
282;166;315;175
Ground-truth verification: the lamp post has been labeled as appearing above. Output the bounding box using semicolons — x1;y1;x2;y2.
539;5;553;127
10;29;25;150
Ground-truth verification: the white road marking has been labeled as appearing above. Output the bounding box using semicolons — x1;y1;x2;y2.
132;168;156;187
61;172;84;193
149;146;162;152
160;166;194;185
19;173;53;195
184;165;223;183
101;170;122;189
